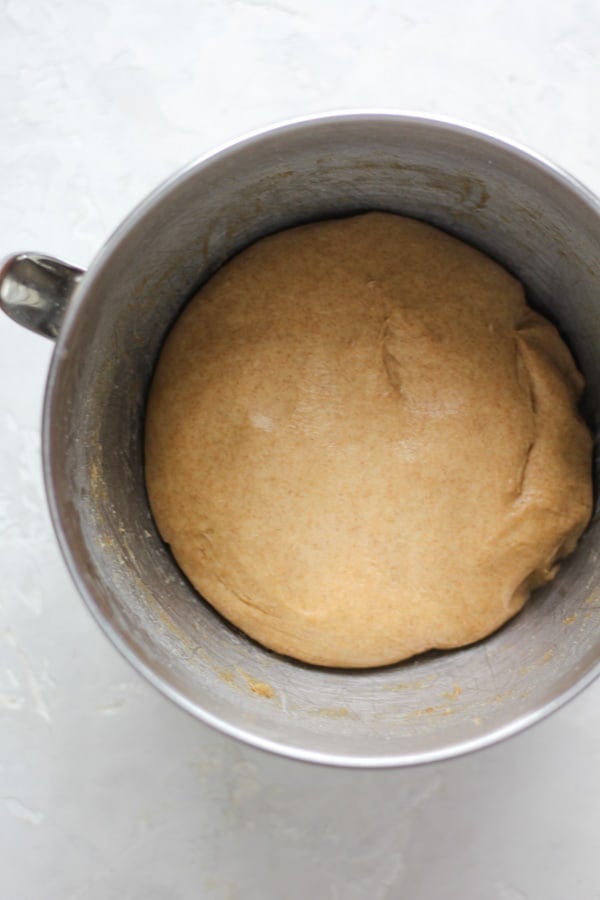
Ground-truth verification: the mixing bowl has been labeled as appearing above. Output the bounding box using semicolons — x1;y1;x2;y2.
1;112;599;766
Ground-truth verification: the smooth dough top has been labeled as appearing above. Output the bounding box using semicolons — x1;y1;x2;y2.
145;212;593;668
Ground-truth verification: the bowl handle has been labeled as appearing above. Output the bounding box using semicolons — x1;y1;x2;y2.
0;253;85;340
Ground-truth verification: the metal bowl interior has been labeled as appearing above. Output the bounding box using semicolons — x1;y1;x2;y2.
43;114;600;766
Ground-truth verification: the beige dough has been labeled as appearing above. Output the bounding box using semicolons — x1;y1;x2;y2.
145;212;593;668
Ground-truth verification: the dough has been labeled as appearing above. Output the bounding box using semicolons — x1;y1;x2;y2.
145;212;593;668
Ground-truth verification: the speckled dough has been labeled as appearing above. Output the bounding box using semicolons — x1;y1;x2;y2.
145;213;593;668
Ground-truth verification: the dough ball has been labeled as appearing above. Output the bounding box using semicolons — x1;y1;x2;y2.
145;212;593;668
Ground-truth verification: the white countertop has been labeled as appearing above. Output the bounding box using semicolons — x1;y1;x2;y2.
1;2;599;898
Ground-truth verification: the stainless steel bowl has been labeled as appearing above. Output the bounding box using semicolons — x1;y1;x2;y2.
2;113;599;767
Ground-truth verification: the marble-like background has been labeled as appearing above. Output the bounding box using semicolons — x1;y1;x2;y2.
1;2;599;897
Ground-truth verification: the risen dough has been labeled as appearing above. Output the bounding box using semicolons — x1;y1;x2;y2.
145;212;592;668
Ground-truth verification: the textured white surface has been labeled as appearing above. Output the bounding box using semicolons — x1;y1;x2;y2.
1;1;600;898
